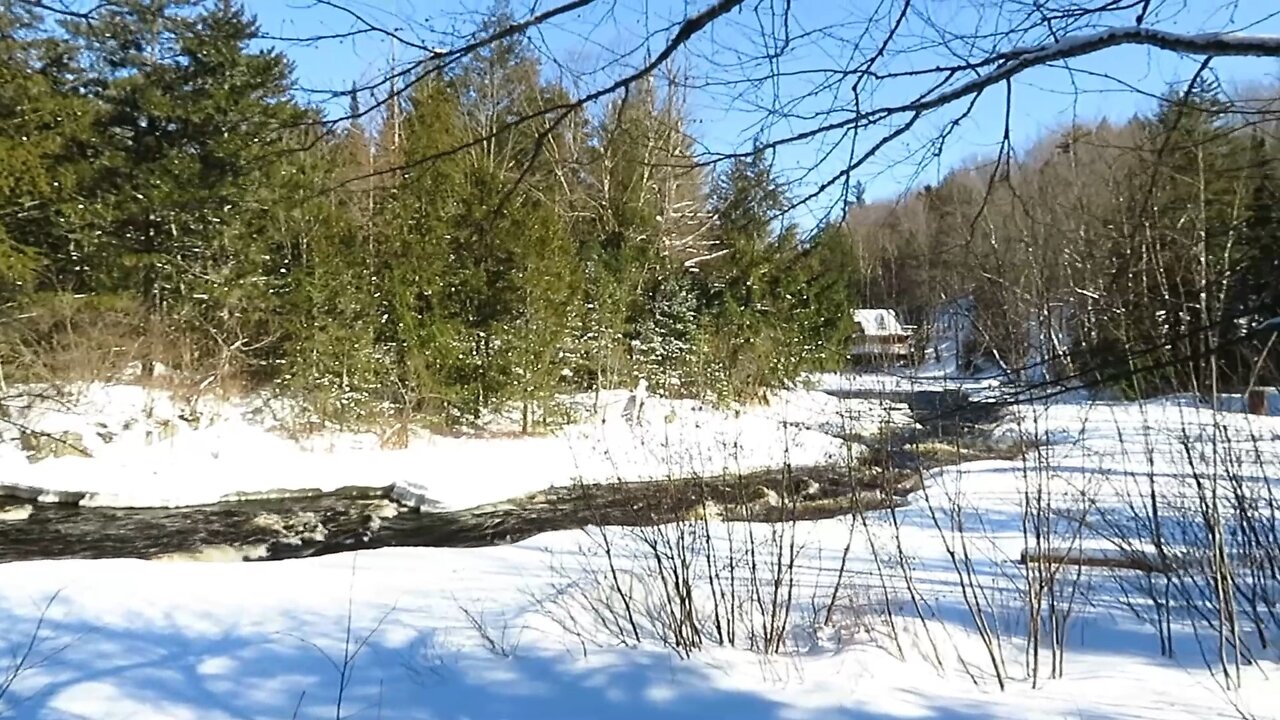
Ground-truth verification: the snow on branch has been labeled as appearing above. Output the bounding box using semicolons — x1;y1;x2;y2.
736;25;1280;167
930;28;1280;115
683;247;733;268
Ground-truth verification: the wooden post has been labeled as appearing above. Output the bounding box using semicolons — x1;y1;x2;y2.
1247;388;1267;416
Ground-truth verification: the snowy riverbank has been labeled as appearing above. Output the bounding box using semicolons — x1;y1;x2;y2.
0;381;907;510
2;377;1279;719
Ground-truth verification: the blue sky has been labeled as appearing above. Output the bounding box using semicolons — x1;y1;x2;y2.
246;0;1280;224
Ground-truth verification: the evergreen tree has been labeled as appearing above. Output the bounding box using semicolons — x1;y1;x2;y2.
794;221;860;363
697;149;797;398
0;1;89;298
578;73;705;393
0;0;867;425
65;0;308;372
368;11;584;425
368;72;477;422
0;1;105;382
1224;134;1280;384
495;77;583;428
269;132;383;422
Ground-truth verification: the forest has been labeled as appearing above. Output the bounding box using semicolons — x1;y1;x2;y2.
3;0;1278;431
851;82;1280;397
1;0;866;431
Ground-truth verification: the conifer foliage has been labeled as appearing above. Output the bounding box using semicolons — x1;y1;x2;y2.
0;1;857;428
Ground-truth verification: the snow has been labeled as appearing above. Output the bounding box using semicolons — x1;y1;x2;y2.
852;308;908;336
0;546;1271;719
0;382;899;510
2;378;1279;718
0;504;32;522
1001;27;1280;61
1214;388;1280;416
930;28;1280;124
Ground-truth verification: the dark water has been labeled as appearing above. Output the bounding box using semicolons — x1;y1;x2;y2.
0;486;399;563
0;465;922;563
821;386;1010;438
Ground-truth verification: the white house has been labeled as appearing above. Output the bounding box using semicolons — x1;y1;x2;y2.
850;308;914;362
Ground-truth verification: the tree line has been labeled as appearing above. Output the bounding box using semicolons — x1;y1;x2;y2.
847;80;1280;397
4;0;1277;431
0;0;861;429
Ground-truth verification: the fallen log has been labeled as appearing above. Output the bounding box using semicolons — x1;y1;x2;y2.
1018;548;1172;574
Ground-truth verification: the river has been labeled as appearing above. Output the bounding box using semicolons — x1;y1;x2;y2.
0;388;1017;563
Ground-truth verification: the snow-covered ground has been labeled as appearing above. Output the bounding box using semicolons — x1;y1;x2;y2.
0;383;903;510
1;378;1279;719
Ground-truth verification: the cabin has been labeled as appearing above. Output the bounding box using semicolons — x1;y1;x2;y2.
849;308;914;365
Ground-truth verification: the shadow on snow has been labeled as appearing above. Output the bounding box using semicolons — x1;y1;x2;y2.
0;611;1013;720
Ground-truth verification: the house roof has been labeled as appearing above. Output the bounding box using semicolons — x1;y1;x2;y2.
853;308;909;336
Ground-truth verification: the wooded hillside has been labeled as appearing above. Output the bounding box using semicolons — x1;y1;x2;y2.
847;80;1280;396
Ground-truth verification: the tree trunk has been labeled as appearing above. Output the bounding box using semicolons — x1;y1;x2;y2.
1246;388;1268;415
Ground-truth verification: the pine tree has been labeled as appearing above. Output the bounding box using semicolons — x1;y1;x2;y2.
696;149;797;398
269;131;383;423
373;72;470;421
577;72;705;394
364;11;585;426
0;1;105;383
65;0;308;374
0;2;51;295
0;2;90;298
794;221;861;364
1225;134;1280;385
494;76;583;428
